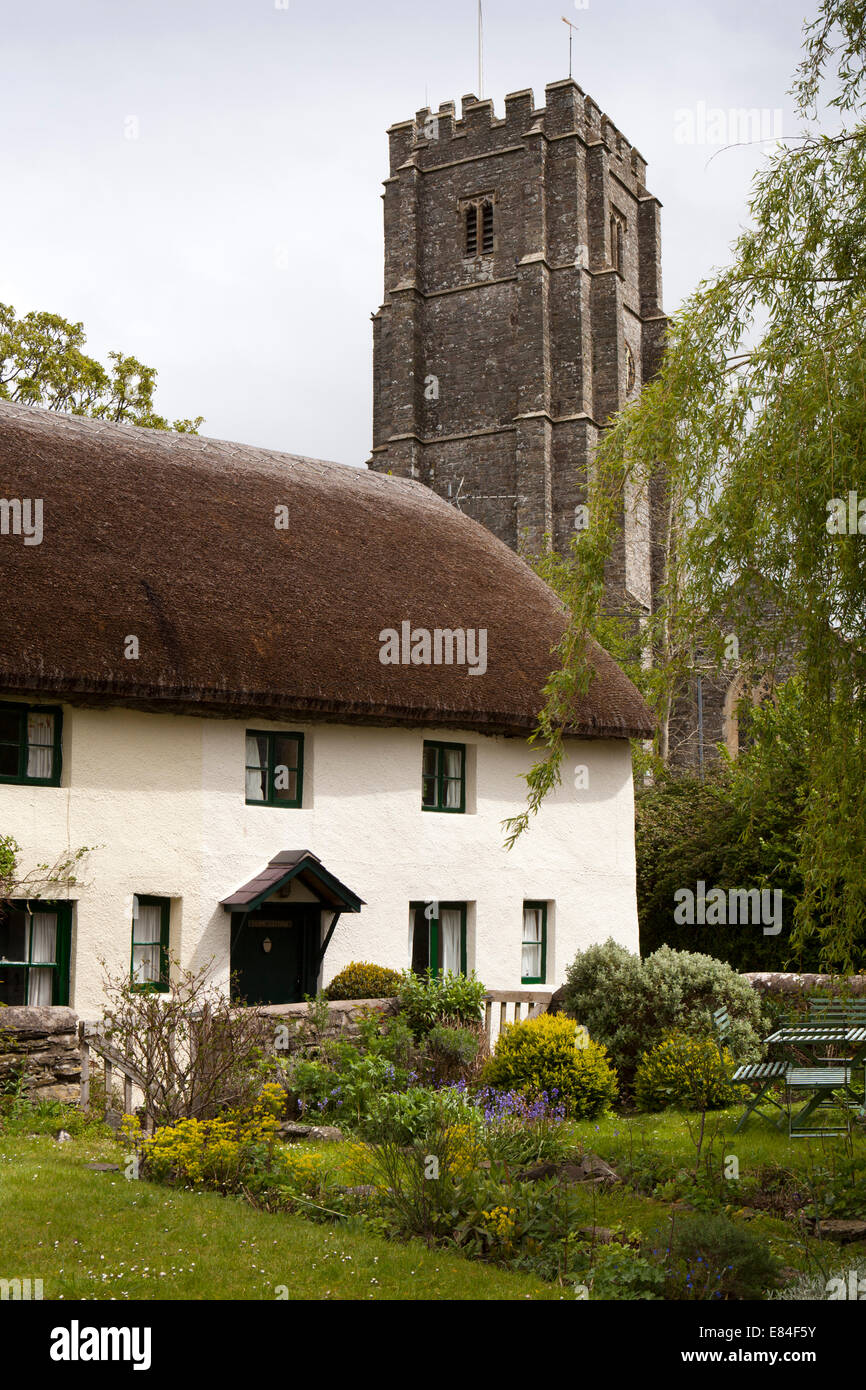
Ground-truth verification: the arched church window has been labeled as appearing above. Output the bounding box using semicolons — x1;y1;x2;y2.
610;208;626;273
625;343;637;394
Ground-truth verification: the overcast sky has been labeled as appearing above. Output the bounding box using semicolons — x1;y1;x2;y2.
1;0;811;465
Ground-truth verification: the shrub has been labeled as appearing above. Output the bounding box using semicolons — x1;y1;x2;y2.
134;1083;290;1193
558;940;763;1090
279;1057;335;1117
426;1022;480;1066
481;1013;618;1119
663;1212;783;1300
586;1243;666;1300
634;1032;745;1112
423;1021;485;1086
100;956;275;1125
279;1049;408;1126
324;962;403;1000
397;969;486;1038
361;1082;481;1146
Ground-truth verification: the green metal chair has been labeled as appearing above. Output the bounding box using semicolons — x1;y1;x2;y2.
713;1007;788;1133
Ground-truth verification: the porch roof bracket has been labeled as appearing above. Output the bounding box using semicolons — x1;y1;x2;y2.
314;910;342;976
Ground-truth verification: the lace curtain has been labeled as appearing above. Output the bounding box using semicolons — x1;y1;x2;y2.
27;912;57;1005
26;713;54;779
132;903;162;984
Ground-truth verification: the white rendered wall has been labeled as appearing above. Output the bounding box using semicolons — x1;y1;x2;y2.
0;701;640;1017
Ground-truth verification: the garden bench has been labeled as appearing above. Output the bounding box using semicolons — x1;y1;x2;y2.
807;996;866;1024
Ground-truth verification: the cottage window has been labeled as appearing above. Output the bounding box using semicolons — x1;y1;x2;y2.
131;896;170;991
0;703;62;786
245;731;304;808
409;901;467;977
521;902;547;984
0;902;72;1005
421;741;465;812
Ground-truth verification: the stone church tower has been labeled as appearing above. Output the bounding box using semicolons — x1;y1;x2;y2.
368;79;667;618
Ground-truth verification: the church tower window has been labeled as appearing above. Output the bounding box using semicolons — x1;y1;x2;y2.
481;200;494;253
464;204;478;256
462;195;495;258
610;208;626;273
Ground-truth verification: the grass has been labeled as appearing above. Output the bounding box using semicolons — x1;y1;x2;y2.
3;1093;864;1301
568;1106;866;1171
0;1131;563;1300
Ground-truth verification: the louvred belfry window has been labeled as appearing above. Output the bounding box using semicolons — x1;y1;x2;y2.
462;195;495;258
464;204;478;256
481;201;494;253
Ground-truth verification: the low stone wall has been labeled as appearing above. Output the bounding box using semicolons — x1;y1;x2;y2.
743;973;866;1003
0;1006;81;1103
256;997;400;1052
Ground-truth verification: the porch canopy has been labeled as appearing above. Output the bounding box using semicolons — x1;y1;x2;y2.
221;852;363;1004
221;850;364;915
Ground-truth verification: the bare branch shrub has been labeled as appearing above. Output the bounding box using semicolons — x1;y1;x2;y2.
99;956;277;1126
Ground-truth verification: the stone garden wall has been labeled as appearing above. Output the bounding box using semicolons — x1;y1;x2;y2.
742;973;866;1003
0;999;401;1109
256;998;400;1052
0;1006;81;1103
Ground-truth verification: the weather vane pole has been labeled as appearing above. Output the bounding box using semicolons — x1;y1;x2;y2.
478;1;484;98
562;16;578;80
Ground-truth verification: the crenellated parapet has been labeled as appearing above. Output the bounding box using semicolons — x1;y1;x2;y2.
386;80;649;196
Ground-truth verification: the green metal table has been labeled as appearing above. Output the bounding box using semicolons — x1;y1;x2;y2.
764;1026;866;1137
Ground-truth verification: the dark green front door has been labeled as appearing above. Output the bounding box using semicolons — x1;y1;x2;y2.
230;906;320;1005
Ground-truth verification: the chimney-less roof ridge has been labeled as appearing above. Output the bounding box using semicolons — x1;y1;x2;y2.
0;399;654;740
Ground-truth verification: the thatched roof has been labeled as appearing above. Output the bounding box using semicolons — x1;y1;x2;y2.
0;402;654;738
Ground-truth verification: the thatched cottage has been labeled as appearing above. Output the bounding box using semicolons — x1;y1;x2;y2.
0;402;652;1016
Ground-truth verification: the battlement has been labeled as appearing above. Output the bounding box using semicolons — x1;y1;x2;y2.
386;78;648;187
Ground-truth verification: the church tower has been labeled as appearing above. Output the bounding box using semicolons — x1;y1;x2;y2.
368;79;667;616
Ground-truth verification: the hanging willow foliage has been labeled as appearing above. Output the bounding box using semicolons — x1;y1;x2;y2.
504;0;866;970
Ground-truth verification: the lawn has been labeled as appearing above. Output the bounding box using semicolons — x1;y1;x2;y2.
306;1104;866;1281
3;1095;864;1301
0;1132;563;1300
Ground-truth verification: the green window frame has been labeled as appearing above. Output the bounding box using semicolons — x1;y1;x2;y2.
409;901;467;977
130;895;170;993
0;901;72;1006
245;731;304;808
421;741;465;813
521;901;547;984
0;702;62;787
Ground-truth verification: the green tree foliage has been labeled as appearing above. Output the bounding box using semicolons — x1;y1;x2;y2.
636;680;834;970
0;304;202;433
509;1;866;968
